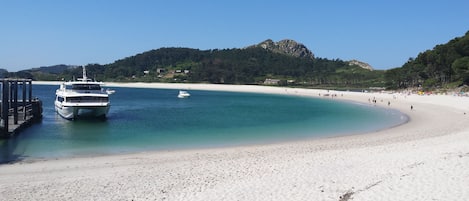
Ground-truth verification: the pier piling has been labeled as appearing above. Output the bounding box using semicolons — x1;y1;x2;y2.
0;79;42;138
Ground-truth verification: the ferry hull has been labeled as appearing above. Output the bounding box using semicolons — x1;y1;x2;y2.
55;102;110;120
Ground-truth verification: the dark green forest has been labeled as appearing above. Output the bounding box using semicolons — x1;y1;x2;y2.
9;47;383;89
102;47;382;87
385;31;469;90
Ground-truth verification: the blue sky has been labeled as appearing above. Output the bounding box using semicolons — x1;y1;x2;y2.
1;1;468;71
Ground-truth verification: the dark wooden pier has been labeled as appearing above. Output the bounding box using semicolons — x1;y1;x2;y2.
1;79;42;138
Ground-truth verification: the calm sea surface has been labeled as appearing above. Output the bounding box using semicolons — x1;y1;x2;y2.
0;84;407;162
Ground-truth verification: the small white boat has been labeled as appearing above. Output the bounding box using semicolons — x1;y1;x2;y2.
55;66;114;120
106;89;116;95
177;90;190;98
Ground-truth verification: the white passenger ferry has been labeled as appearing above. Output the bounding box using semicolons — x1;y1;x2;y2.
55;66;114;119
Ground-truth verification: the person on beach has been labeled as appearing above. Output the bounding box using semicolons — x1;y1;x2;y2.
411;105;413;110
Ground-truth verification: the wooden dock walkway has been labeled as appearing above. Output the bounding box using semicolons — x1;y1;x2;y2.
1;79;42;138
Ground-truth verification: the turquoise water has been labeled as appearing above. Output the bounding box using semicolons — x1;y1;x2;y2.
0;85;407;162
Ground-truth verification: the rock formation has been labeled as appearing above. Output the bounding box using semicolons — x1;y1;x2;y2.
250;39;314;60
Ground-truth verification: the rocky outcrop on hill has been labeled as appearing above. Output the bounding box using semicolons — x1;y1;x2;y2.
250;39;314;60
348;59;374;71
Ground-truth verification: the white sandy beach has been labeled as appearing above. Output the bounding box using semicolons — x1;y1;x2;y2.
1;82;469;201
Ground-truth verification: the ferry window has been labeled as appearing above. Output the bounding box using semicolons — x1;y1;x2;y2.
72;84;101;90
67;96;108;103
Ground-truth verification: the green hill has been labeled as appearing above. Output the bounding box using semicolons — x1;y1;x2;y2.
14;39;383;89
99;46;382;88
385;31;469;90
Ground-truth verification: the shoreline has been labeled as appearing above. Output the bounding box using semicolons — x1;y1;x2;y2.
2;82;469;200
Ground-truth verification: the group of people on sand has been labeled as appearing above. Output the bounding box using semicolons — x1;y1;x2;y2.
368;97;379;104
368;96;415;111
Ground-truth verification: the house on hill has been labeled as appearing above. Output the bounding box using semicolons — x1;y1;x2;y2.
264;78;280;85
